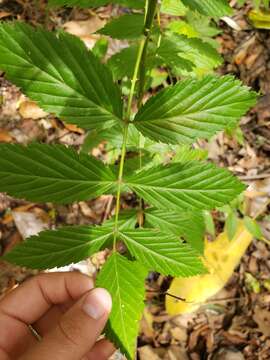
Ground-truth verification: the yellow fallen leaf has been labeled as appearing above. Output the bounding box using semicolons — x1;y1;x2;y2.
166;221;253;314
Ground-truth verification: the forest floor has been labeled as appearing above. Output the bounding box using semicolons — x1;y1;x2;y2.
1;1;270;359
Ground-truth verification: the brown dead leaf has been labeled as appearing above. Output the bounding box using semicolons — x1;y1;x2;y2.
2;204;35;225
213;349;245;360
64;123;84;134
63;18;105;36
1;203;34;225
245;190;267;199
19;100;48;120
253;306;270;337
2;213;13;225
3;231;22;254
63;18;105;49
188;324;209;350
170;326;187;343
138;345;161;360
0;12;12;19
140;308;155;339
222;331;248;345
233;35;256;65
206;329;215;353
79;201;98;220
0;129;13;143
246;178;270;218
14;204;35;212
165;346;189;360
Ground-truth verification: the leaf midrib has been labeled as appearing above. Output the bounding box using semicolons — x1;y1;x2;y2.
120;232;192;269
112;256;129;354
0;171;115;184
126;182;236;193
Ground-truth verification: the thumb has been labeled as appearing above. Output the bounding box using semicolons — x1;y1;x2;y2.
22;288;112;360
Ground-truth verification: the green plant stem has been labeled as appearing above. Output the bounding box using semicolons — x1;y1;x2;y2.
156;5;162;49
138;0;158;108
112;40;146;251
136;0;158;221
126;38;146;121
113;122;129;250
113;0;158;249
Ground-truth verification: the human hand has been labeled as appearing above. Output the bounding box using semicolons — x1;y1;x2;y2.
0;272;114;360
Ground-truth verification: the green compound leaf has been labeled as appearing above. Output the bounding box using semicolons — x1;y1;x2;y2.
102;207;206;253
161;0;187;16
144;209;205;253
172;145;208;163
157;34;222;76
0;143;116;204
3;226;112;270
108;45;138;80
3;211;140;270
181;0;233;17
157;37;194;73
0;22;122;131
49;0;144;8
98;14;144;39
119;229;205;276
185;11;221;43
225;211;238;240
167;20;199;38
134;75;257;145
103;210;138;230
125;161;246;212
92;37;109;60
96;253;147;360
244;216;263;239
108;44;158;81
203;210;216;237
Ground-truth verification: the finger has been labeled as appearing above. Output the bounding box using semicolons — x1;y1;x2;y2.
0;310;36;359
34;306;65;335
34;299;75;335
84;339;115;360
21;288;112;360
35;315;116;359
1;272;93;322
0;272;93;357
0;347;10;360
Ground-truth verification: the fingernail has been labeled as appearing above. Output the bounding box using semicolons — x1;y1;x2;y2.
82;288;112;320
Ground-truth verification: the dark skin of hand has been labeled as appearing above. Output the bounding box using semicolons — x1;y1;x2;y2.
0;272;115;359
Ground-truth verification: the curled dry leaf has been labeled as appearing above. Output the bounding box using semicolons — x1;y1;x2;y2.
166;222;253;314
